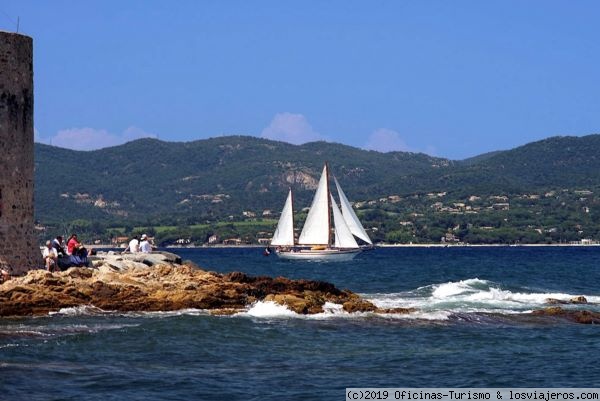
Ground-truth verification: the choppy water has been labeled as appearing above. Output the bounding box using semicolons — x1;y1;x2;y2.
1;247;600;400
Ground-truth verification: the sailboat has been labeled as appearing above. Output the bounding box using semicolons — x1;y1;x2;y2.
270;163;373;261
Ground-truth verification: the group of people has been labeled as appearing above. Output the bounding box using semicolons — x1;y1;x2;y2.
42;234;92;272
123;234;154;253
41;233;155;272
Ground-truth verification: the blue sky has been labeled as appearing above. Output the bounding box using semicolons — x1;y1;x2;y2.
2;1;599;159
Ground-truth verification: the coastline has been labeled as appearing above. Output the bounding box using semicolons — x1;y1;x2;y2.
376;243;600;248
51;243;600;251
2;251;599;324
169;243;600;249
0;252;399;317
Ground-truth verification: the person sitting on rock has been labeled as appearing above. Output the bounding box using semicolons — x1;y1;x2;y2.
139;234;153;253
123;236;140;253
66;234;90;267
66;234;79;255
52;235;66;257
42;240;59;272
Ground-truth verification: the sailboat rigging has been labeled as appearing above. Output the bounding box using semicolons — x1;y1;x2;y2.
271;163;372;261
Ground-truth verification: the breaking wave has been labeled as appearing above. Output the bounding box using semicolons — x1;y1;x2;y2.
11;279;597;323
235;278;600;322
364;278;600;319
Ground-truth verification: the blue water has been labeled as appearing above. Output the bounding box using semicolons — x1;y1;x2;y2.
2;247;600;400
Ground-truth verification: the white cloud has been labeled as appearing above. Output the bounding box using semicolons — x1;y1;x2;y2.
261;112;324;145
364;128;411;153
49;126;157;151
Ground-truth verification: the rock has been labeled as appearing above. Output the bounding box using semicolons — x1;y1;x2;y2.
531;307;600;324
91;251;182;272
545;296;588;305
0;261;377;317
264;293;314;314
545;298;567;305
224;271;253;283
376;307;418;314
343;298;377;313
122;260;152;271
570;296;588;304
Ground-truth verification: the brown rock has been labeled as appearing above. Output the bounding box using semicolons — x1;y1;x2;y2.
545;298;567;305
343;298;377;313
531;307;600;324
570;296;588;304
376;307;418;314
545;296;588;305
0;262;375;317
264;294;314;314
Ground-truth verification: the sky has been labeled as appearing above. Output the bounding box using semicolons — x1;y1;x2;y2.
2;1;599;159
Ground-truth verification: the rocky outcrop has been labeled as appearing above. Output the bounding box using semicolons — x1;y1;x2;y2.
4;252;595;323
545;296;588;305
90;251;182;271
532;307;600;324
0;257;385;317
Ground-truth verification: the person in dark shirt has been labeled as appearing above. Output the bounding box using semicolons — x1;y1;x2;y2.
52;236;66;257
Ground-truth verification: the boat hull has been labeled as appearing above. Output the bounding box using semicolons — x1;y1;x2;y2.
275;248;361;261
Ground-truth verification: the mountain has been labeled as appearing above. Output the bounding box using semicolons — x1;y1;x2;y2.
34;135;449;225
34;134;600;228
459;150;504;165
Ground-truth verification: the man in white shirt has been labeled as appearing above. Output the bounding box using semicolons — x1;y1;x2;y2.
124;236;140;253
42;240;58;272
139;234;153;253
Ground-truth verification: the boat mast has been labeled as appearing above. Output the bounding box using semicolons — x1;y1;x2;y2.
325;162;332;247
290;187;295;246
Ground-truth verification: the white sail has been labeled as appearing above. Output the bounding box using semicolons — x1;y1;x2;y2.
331;194;359;249
333;176;372;245
298;165;330;245
271;189;295;246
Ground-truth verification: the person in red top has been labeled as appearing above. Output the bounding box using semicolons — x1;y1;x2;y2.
67;234;81;255
66;233;91;267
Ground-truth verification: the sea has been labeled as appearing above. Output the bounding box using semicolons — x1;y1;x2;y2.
1;246;600;400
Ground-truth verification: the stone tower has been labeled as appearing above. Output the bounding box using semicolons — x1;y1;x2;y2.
0;31;39;275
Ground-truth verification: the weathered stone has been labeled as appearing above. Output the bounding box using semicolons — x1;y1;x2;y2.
0;261;380;317
570;296;588;304
545;296;588;305
532;307;600;324
91;251;182;271
343;298;378;313
375;307;417;314
0;32;39;275
264;293;316;314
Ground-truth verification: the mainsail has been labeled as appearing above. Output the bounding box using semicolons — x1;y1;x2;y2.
271;189;295;246
334;176;372;245
331;194;359;249
298;165;330;245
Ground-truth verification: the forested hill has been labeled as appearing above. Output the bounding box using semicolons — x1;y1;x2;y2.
34;134;600;226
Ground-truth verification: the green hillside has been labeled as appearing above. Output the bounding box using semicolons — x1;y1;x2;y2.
33;134;600;245
34;135;449;224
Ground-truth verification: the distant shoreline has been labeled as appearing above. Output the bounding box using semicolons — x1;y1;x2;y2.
376;243;600;248
81;243;600;250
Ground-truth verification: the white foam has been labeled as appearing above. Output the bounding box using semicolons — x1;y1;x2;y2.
431;278;488;298
322;302;344;314
49;305;107;316
134;309;209;317
240;301;390;320
244;301;299;318
37;278;600;323
0;343;27;349
364;278;600;319
376;310;451;321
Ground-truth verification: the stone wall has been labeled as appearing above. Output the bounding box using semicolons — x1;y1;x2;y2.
0;31;40;275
